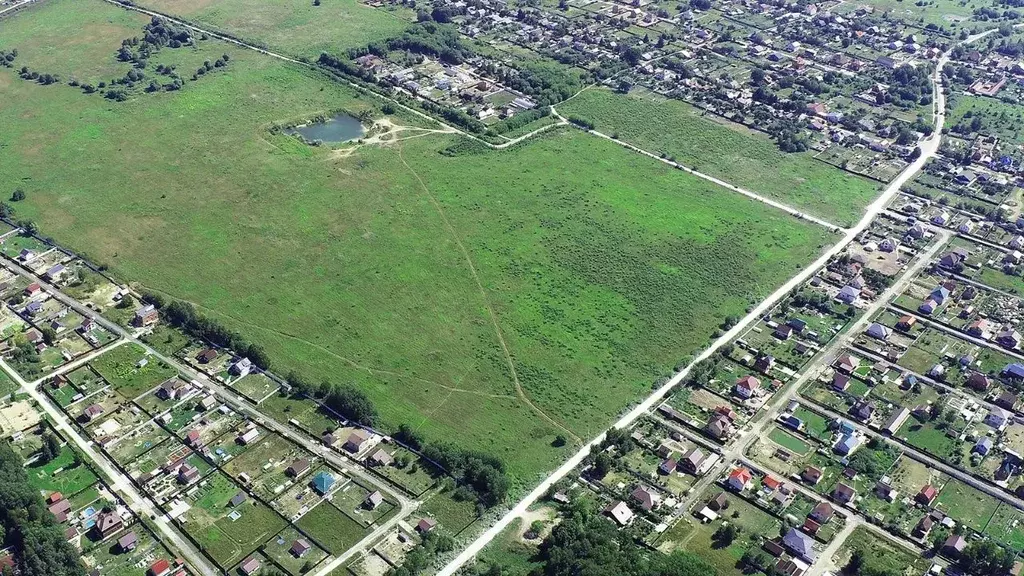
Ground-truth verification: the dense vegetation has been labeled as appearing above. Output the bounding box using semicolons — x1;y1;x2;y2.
0;442;85;576
499;500;717;576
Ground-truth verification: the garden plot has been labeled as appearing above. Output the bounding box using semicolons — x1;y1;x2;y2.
230;372;279;403
180;407;245;449
105;420;172;467
205;421;269;465
832;527;928;576
262;526;329;576
367;446;437;497
655;485;782;576
935;477;1000;532
222;432;315;501
124;438;191;481
25;444;98;497
273;465;347;519
90;344;178;401
295;499;370;555
0;400;40;437
331;479;397;527
146;451;214;504
68;389;124;424
984;503;1024;552
87;404;150;440
81;521;170;576
259;392;340;437
134;377;198;417
161;400;208;433
178;471;287;570
61;264;121;310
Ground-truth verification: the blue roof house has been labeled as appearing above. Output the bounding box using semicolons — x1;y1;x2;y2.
834;433;861;456
311;471;335;495
1005;363;1024;380
974;437;993;456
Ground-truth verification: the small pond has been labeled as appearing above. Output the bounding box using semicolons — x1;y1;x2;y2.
284;113;364;143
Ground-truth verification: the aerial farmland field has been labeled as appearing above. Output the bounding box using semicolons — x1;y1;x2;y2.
557;88;883;226
134;0;413;58
0;0;833;485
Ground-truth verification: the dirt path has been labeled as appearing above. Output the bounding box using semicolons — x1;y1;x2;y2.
395;144;582;445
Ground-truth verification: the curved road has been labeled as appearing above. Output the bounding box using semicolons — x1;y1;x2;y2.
434;27;1000;576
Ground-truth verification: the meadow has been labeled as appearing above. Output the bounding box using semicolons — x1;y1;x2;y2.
134;0;412;58
557;88;882;226
0;0;832;484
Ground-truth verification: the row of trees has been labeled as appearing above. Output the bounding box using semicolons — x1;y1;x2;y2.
0;442;85;576
395;424;509;508
140;292;272;370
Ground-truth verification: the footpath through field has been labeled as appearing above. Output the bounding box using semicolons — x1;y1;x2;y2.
434;26;1002;576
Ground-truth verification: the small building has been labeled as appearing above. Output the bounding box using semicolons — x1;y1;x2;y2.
178;463;200;484
229;357;253;377
240;556;261;576
727;467;753;492
680;447;705;475
291;538;312;558
916;485;938;506
942;534;967;558
196;348;218;364
95;511;123;539
416;518;437;534
883;408;910;435
631;486;660;511
810;502;834;524
367;447;394;467
986;407;1012;428
311;471;335;495
237;427;260;445
866;323;891;341
782;527;816;563
832;482;855;504
735;375;761;399
149;559;171;576
82;404;104;422
364;490;384;510
801;466;823;485
118;531;138;552
132;304;159;327
286;459;310;478
229;492;247;507
344;429;370;453
603;500;634;526
974;437;994;456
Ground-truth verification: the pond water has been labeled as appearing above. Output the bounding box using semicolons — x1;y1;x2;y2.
284;113;364;143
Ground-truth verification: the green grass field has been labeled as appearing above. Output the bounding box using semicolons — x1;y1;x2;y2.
90;344;178;400
0;0;832;484
295;501;369;554
135;0;412;58
557;88;882;226
25;446;98;496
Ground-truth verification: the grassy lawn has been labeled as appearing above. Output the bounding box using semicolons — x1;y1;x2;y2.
25;445;98;496
835;527;928;576
90;344;178;400
295;501;370;554
935;478;999;532
768;427;811;455
141;324;192;356
135;0;413;58
420;490;480;535
0;0;833;483
557;88;881;226
656;492;781;576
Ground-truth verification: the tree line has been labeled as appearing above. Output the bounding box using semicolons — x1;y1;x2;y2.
140;292;272;370
0;441;85;576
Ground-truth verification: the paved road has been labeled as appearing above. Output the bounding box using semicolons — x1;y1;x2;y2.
0;257;414;575
0;0;35;17
0;356;220;576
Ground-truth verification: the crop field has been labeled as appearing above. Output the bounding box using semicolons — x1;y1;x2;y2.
0;0;833;482
91;344;178;400
557;88;881;226
135;0;413;58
